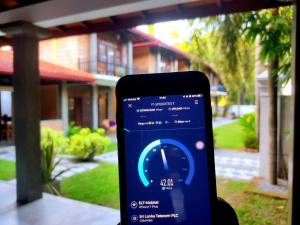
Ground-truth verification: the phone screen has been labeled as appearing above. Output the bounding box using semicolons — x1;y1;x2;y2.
122;94;212;225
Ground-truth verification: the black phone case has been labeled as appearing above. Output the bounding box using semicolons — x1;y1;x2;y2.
116;71;217;225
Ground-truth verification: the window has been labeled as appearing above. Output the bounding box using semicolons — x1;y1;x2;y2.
98;40;123;76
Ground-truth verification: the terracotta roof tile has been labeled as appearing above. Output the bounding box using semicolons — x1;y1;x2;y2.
0;50;96;82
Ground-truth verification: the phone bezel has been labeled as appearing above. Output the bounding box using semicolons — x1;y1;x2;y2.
116;71;217;225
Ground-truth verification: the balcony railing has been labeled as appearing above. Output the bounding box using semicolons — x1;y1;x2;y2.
78;59;148;76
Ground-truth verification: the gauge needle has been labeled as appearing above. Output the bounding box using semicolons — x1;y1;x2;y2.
161;149;169;171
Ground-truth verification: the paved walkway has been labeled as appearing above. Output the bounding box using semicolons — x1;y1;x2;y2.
0;181;120;225
212;118;236;128
0;147;258;181
0;151;112;181
95;149;259;181
215;149;259;180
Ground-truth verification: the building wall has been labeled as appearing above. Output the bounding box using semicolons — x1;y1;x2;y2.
133;47;152;73
40;35;90;71
78;35;90;65
178;59;189;71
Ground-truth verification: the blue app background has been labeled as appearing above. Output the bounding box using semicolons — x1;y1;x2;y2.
123;95;211;225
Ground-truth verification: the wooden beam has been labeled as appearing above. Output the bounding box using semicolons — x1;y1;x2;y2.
46;0;292;40
289;3;300;225
56;25;67;33
80;21;91;30
108;16;118;25
140;10;151;22
176;4;184;15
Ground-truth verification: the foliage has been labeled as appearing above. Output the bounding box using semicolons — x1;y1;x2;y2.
67;122;81;137
184;15;256;106
41;128;68;195
213;120;245;150
93;128;106;136
61;163;120;209
0;159;15;180
239;114;258;149
244;7;292;83
67;128;110;161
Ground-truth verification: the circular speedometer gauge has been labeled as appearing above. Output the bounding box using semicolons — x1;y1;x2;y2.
138;139;195;189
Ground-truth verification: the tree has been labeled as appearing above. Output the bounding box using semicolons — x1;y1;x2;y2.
245;7;292;183
184;6;292;184
183;15;256;114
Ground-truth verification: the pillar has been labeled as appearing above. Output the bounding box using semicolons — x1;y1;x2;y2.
91;84;99;129
155;51;161;73
60;81;69;134
0;21;49;204
89;33;98;73
289;4;300;225
174;59;178;72
108;88;114;120
127;40;133;74
256;73;271;181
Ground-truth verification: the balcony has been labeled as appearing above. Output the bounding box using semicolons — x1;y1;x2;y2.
78;59;147;76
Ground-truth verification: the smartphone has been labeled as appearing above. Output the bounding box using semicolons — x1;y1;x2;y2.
116;71;217;225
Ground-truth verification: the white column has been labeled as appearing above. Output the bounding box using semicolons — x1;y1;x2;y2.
91;84;99;128
127;40;133;74
257;74;270;181
61;81;69;134
174;59;178;72
155;51;161;73
89;33;98;73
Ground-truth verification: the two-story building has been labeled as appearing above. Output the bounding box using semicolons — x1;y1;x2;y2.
0;28;191;143
0;48;95;144
38;29;191;131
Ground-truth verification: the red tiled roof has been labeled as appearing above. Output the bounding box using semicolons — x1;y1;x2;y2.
128;28;190;60
0;50;96;82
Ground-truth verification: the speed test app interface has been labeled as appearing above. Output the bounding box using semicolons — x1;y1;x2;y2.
123;94;211;225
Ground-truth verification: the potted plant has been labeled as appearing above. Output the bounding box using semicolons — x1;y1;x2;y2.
41;128;68;195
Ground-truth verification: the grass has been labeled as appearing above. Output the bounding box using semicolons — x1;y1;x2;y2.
0;159;16;180
214;120;245;150
60;163;120;209
104;141;118;153
60;163;288;224
217;179;288;225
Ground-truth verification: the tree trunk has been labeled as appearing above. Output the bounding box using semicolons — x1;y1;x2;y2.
268;58;279;185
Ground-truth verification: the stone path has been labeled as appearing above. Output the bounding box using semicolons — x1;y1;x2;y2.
215;149;259;180
0;181;120;225
0;148;258;181
93;149;259;181
213;118;236;128
0;151;110;181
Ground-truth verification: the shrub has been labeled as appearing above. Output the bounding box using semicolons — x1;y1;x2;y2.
239;113;258;149
67;128;110;161
67;122;81;137
41;128;68;195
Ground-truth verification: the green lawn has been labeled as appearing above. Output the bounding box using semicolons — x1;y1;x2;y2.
214;120;245;150
0;159;16;180
217;180;288;225
104;141;118;153
60;163;288;224
61;163;120;209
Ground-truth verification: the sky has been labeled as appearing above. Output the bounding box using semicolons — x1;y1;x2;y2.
137;20;192;47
